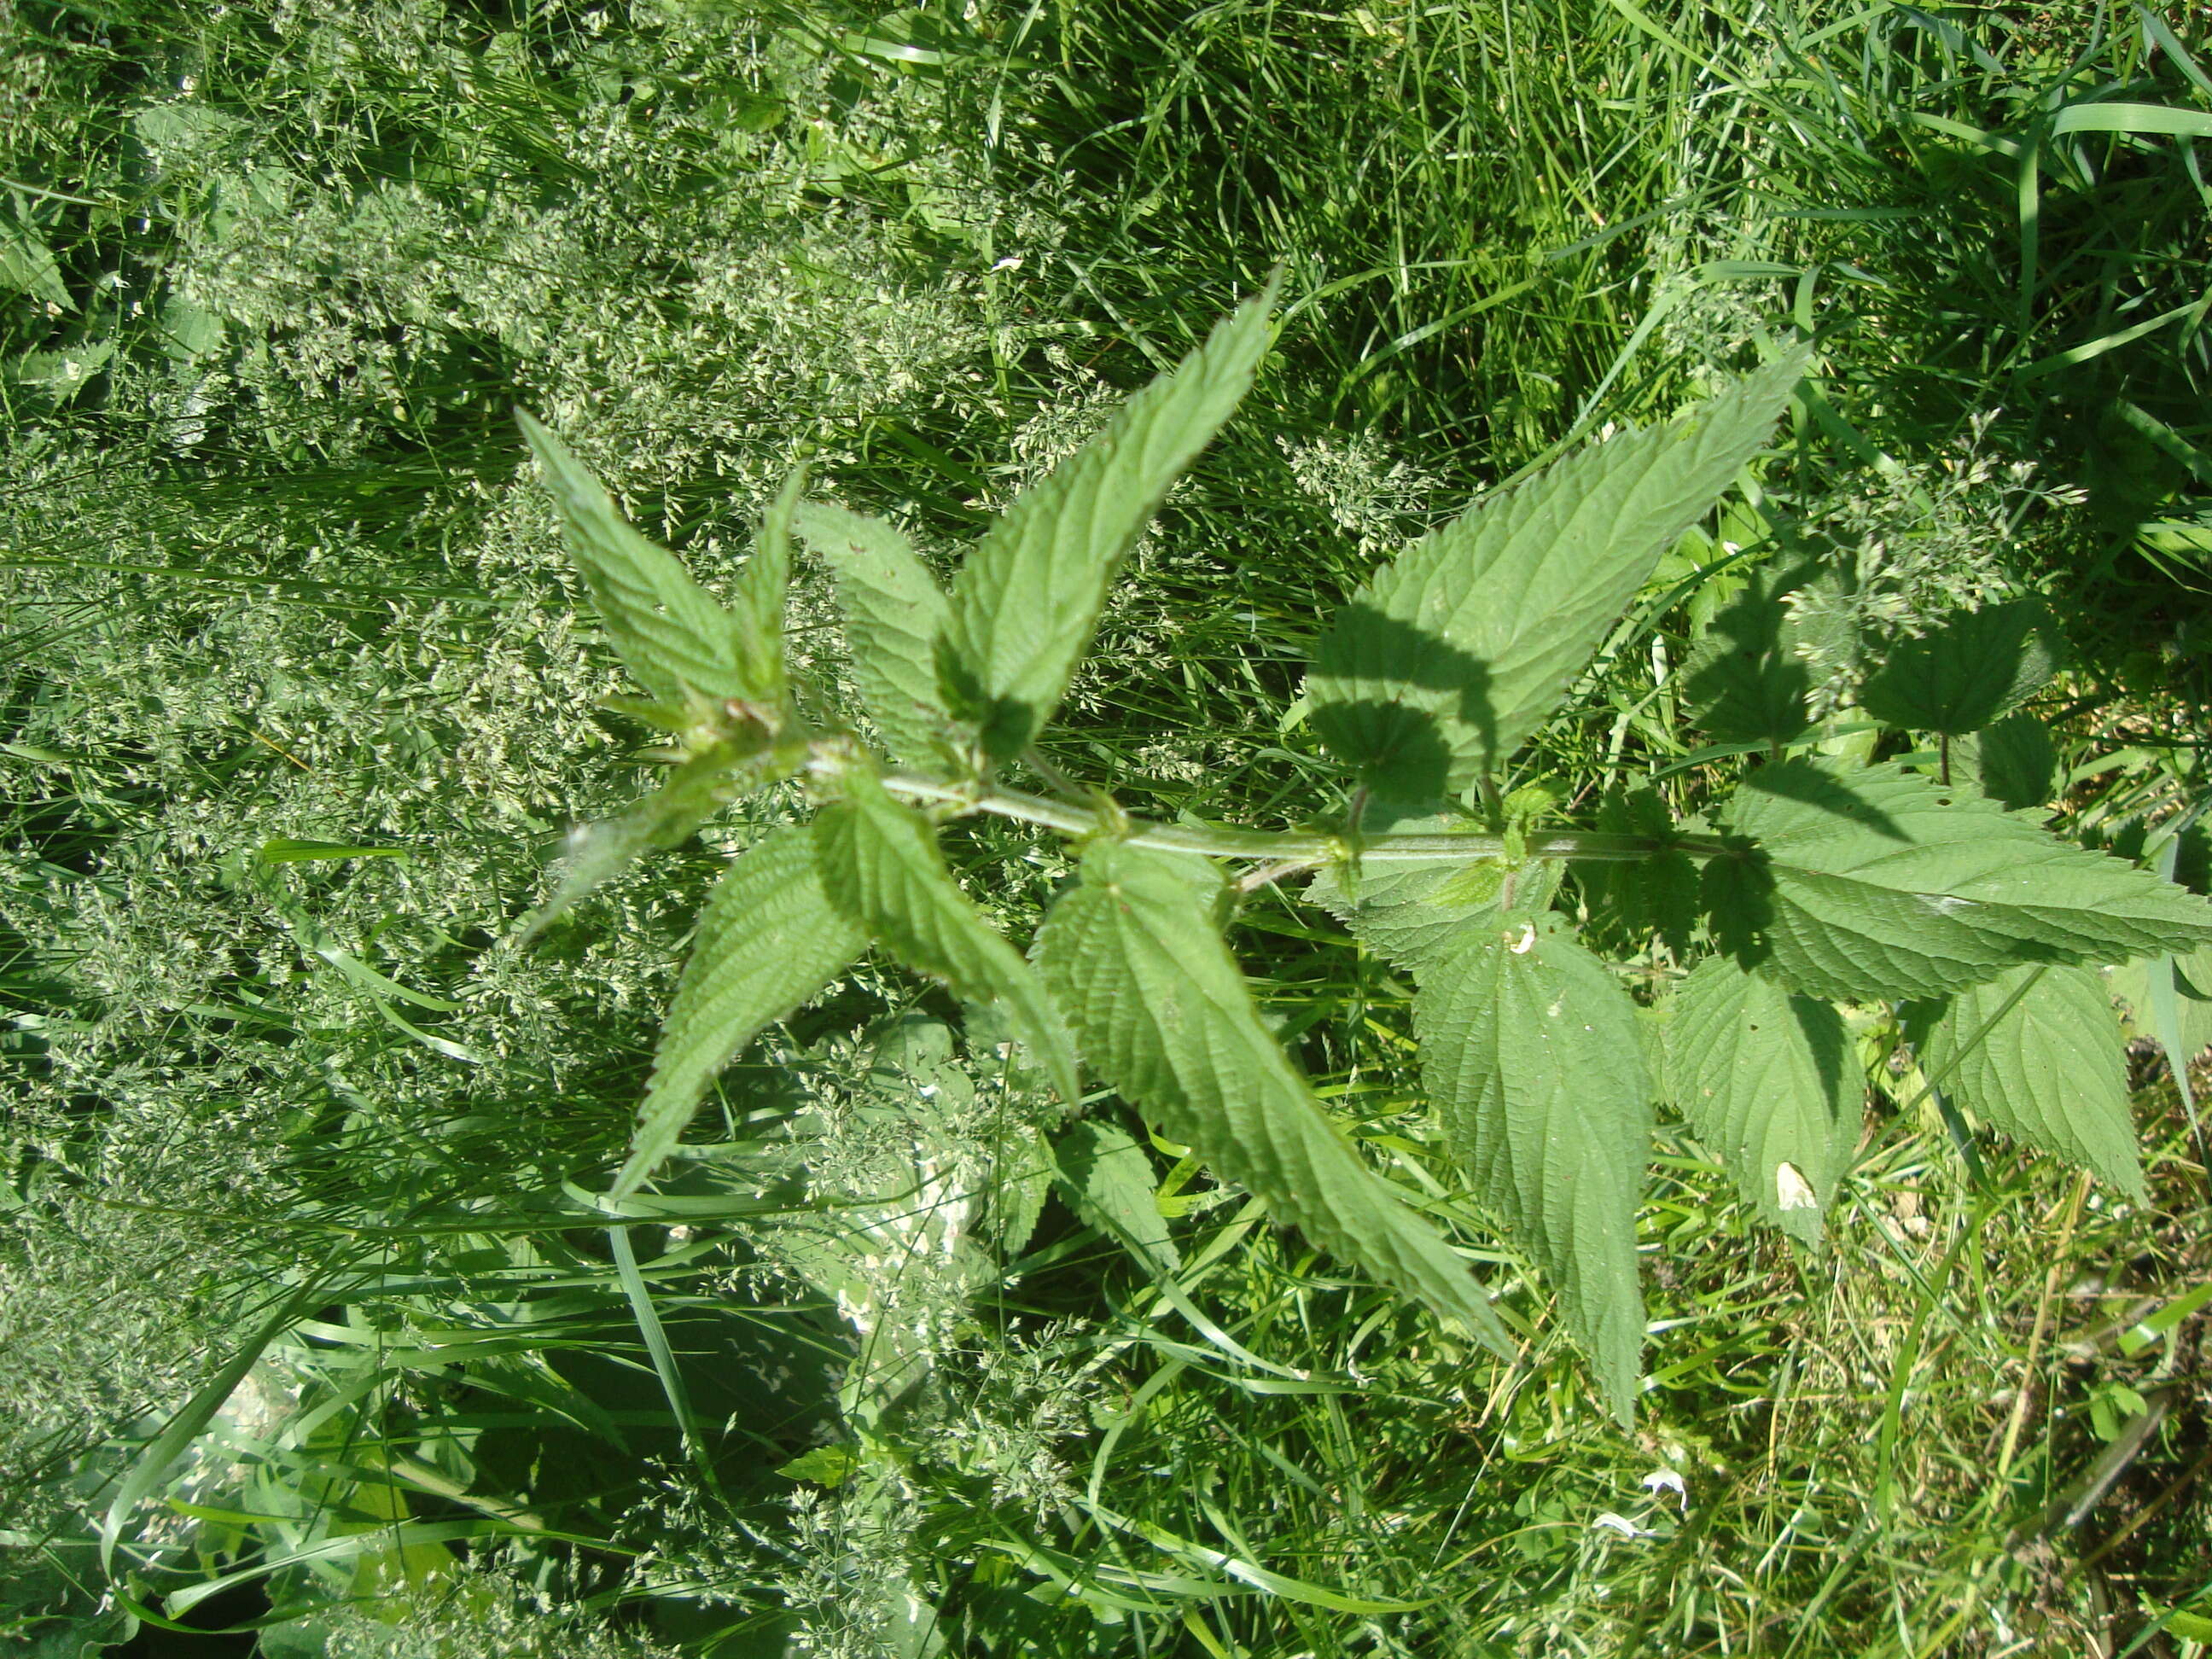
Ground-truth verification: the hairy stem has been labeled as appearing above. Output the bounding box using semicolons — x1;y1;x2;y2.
878;773;1734;864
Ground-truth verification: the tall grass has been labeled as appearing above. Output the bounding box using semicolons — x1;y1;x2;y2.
4;1;2210;1654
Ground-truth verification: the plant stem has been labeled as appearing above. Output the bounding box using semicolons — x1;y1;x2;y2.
878;773;1735;864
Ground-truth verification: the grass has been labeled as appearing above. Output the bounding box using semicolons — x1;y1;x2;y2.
3;0;2212;1654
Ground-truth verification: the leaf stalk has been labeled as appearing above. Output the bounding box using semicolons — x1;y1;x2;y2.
877;773;1732;865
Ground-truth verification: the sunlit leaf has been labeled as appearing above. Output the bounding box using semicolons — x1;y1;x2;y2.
613;826;865;1196
1414;914;1650;1422
1666;954;1859;1245
1713;759;2212;1000
1310;348;1809;797
795;500;953;763
519;410;764;704
813;766;1080;1105
935;281;1278;760
1916;964;2143;1197
1033;840;1508;1348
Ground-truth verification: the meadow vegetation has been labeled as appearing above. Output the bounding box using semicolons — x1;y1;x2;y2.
5;2;2212;1655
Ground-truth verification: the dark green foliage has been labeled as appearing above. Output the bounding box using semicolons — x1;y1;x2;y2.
1860;600;2059;736
1681;559;1824;748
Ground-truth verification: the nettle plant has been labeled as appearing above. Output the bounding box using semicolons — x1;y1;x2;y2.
519;284;2212;1422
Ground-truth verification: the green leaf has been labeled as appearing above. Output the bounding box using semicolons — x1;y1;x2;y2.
521;745;744;942
612;826;865;1196
518;410;761;705
2174;943;2212;1002
1302;800;1559;970
725;467;806;701
2111;952;2212;1086
1859;600;2058;736
1714;759;2212;1000
0;212;73;311
935;282;1278;760
778;1444;859;1487
1679;558;1822;748
258;837;410;863
813;767;1080;1105
1413;914;1650;1422
1033;839;1506;1348
1308;347;1809;798
1954;713;2058;812
1915;964;2144;1198
794;500;953;763
1665;955;1859;1245
1053;1119;1179;1272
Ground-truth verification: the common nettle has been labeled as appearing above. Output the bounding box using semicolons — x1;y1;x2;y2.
521;282;2212;1422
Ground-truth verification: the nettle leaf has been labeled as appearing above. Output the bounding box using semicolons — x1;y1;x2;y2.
1414;915;1650;1422
1033;840;1506;1348
813;767;1080;1105
1859;599;2058;736
935;281;1278;760
519;411;765;705
1679;559;1822;748
2177;943;2212;1002
1304;800;1560;970
1955;713;2059;812
725;468;806;701
1713;759;2212;1001
522;745;744;941
1665;955;1859;1245
1053;1119;1179;1273
793;501;952;763
1308;347;1810;798
614;826;865;1196
1915;965;2144;1198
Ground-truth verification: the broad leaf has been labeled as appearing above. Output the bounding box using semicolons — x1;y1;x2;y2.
1033;840;1506;1348
935;282;1278;760
2175;943;2212;1002
1955;713;2058;812
519;410;762;704
794;501;952;763
813;767;1080;1105
1859;600;2057;736
1665;955;1858;1244
1308;347;1809;798
1915;964;2143;1197
1714;759;2212;1000
1679;558;1822;748
1303;800;1558;970
613;826;865;1196
1053;1119;1179;1272
1414;915;1650;1420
